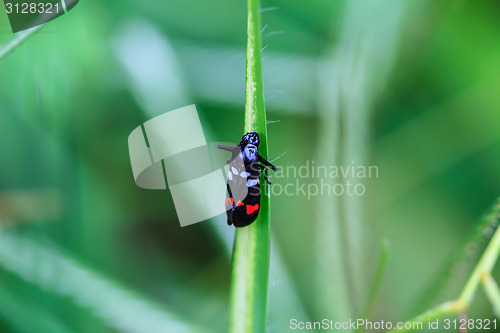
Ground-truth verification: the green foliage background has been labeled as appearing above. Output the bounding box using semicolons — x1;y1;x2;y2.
0;0;499;332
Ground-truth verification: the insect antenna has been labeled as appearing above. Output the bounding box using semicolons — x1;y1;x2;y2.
216;145;235;152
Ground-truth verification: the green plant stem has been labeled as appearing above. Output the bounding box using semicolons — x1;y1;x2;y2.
481;272;500;318
359;239;391;320
459;213;500;305
227;0;270;332
410;199;500;315
0;26;41;60
389;300;465;333
387;199;500;333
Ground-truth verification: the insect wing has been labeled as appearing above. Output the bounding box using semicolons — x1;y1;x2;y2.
230;186;260;227
225;150;249;206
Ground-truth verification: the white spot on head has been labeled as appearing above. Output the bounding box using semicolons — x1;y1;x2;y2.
240;172;250;178
228;172;233;180
231;167;238;174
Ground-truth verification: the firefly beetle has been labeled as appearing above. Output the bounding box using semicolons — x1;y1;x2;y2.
217;132;277;227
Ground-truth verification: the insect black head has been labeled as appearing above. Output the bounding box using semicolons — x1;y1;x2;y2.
240;132;260;148
239;132;260;163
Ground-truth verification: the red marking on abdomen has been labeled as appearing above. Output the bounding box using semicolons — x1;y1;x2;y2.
246;204;259;214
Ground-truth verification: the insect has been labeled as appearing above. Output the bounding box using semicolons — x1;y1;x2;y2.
217;132;278;227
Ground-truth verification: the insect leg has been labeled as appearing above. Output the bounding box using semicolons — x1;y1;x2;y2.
263;167;271;185
256;164;272;185
258;154;278;171
227;185;236;209
225;185;236;226
216;145;235;152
